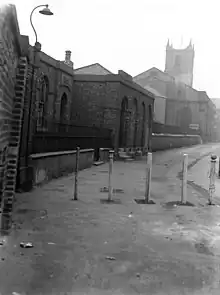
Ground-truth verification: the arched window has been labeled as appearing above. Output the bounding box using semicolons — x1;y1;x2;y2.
147;104;153;151
37;76;49;130
148;105;153;128
175;55;181;67
133;98;138;147
60;93;68;123
141;103;146;147
119;97;129;148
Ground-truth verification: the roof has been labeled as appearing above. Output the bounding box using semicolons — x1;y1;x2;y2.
133;67;175;81
143;85;166;98
74;63;112;75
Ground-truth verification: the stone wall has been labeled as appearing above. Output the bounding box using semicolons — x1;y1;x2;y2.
72;74;154;151
152;134;202;151
0;4;28;230
30;149;94;186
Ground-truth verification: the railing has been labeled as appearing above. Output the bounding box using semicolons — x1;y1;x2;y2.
35;118;112;137
32;118;113;154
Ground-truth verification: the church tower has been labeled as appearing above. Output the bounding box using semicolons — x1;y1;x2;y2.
165;39;195;87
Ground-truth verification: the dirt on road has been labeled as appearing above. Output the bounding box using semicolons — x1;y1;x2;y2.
1;144;220;295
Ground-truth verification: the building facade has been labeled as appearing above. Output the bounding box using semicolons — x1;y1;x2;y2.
134;41;217;142
16;45;154;188
0;4;28;230
18;43;75;189
165;40;194;87
72;67;155;151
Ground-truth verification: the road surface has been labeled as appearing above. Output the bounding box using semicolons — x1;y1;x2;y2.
1;143;220;295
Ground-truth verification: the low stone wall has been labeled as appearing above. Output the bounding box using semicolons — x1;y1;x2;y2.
29;148;94;186
152;133;202;151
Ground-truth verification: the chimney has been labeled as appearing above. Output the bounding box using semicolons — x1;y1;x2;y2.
64;50;73;68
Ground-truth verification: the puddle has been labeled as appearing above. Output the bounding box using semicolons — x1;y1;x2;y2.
100;198;122;204
135;199;156;204
100;187;124;194
16;208;37;214
44;188;66;192
163;201;195;209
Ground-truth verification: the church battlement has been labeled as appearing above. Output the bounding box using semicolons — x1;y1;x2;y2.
165;39;194;87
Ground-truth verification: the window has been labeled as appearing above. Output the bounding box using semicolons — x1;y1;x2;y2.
60;93;68;123
175;55;181;67
37;76;49;130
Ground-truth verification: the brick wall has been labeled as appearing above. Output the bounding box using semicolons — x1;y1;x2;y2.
0;4;28;231
73;75;154;150
18;45;74;189
0;4;19;200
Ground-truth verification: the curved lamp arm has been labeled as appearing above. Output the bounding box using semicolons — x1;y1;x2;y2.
30;4;48;45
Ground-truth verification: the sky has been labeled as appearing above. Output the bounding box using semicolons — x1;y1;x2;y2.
4;0;220;98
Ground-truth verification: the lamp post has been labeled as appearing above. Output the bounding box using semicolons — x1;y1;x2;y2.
25;5;53;187
30;4;53;49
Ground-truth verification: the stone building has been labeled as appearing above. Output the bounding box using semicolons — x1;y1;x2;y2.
0;4;28;230
165;40;194;87
212;99;220;141
134;41;217;142
72;67;155;151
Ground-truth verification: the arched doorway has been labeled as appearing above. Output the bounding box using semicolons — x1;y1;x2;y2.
60;93;68;124
179;105;192;132
119;97;129;148
141;102;146;148
133;99;138;148
147;105;153;151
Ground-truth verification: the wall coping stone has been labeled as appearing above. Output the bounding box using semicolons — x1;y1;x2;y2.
30;148;94;159
152;133;201;138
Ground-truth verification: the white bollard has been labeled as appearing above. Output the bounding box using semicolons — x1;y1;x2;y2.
73;147;80;200
218;156;220;178
145;152;152;203
108;150;114;201
208;155;217;205
181;154;188;204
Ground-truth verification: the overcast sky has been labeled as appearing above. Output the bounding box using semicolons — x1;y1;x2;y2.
5;0;220;98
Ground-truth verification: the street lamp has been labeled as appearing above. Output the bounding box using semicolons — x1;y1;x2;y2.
30;4;53;49
25;4;54;188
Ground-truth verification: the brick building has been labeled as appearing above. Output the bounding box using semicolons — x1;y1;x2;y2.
16;40;154;188
0;4;28;230
18;44;76;189
72;67;155;151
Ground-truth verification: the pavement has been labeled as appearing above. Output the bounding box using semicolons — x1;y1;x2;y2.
188;149;220;201
1;144;220;294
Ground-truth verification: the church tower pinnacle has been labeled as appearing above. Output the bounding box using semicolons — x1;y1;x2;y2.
165;39;195;87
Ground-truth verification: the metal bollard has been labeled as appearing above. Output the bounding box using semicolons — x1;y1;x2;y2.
208;154;217;205
145;152;152;203
73;147;80;200
108;150;114;201
181;154;188;204
218;156;220;178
